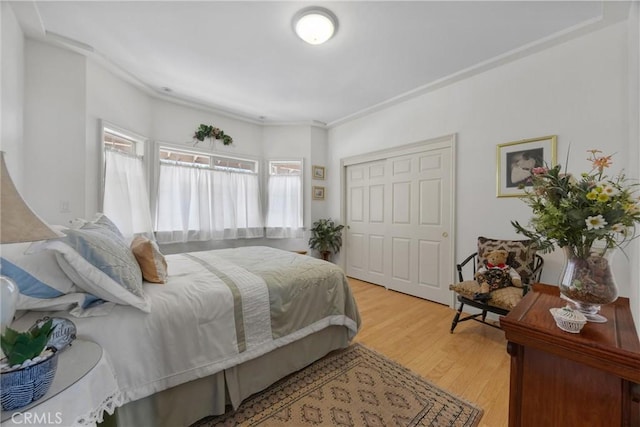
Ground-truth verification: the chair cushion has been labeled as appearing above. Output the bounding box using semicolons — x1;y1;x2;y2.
477;237;537;285
449;280;524;311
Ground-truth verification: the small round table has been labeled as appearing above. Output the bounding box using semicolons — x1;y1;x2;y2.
1;340;120;426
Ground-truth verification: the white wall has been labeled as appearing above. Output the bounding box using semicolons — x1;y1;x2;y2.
628;1;640;326
310;126;329;221
328;22;637;312
24;40;86;225
1;3;25;189
151;99;263;156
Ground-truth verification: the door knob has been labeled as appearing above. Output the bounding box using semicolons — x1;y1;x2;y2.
442;232;448;237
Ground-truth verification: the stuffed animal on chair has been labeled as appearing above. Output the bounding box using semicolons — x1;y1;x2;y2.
473;249;522;302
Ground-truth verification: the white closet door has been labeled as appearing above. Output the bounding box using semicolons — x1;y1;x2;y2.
345;142;453;306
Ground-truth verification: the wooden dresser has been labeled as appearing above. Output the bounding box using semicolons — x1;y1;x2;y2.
500;283;640;427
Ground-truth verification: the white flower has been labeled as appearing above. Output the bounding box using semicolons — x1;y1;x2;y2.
598;182;620;197
585;215;607;230
611;223;626;233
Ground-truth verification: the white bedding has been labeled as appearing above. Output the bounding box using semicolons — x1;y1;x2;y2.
12;246;360;408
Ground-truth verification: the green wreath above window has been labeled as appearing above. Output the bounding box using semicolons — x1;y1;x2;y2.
193;124;233;146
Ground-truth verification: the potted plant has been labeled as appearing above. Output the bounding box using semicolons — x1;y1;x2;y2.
1;319;58;411
308;218;344;261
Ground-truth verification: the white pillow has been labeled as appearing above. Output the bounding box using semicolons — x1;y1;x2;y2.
0;242;80;311
44;225;149;313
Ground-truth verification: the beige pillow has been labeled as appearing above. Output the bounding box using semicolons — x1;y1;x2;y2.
130;236;168;284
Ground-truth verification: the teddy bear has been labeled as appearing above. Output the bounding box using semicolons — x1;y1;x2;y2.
473;249;522;302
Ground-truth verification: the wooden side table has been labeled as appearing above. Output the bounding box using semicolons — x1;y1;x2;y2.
500;284;640;427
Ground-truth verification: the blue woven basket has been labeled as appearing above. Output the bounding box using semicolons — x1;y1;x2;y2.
1;351;58;411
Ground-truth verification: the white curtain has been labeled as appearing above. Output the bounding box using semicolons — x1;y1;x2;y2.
155;162;263;243
103;149;154;240
266;175;303;238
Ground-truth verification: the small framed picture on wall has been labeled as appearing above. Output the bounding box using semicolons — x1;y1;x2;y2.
312;186;325;200
312;165;326;180
496;135;557;197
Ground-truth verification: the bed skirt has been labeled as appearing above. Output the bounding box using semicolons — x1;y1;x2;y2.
110;325;351;427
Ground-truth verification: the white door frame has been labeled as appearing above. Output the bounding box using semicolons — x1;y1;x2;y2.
339;134;457;308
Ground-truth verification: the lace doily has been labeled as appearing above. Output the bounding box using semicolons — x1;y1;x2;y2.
74;390;124;427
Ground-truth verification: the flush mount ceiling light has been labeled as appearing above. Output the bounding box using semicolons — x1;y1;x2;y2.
293;7;338;45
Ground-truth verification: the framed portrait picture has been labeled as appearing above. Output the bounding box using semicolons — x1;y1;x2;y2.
312;186;325;200
496;135;557;197
312;165;325;180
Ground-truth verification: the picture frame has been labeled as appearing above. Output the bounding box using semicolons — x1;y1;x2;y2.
312;165;326;180
312;186;325;200
496;135;557;197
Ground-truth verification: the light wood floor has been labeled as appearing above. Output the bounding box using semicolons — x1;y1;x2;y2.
349;278;510;427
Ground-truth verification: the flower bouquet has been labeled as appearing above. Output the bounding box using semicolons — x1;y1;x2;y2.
512;150;640;321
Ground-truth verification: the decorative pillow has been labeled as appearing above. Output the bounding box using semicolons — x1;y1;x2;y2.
43;226;149;313
130;236;168;284
70;213;125;241
476;237;537;284
91;213;125;240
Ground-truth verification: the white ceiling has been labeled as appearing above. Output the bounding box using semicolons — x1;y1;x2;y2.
12;1;631;126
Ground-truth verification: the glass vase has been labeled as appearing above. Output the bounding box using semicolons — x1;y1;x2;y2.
558;246;618;323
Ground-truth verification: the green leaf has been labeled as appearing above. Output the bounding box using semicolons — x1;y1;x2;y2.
2;319;54;366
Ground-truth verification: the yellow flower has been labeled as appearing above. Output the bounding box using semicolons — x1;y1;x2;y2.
586;191;598;201
597;193;610;202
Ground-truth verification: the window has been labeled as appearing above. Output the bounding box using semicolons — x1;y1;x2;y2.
155;146;263;243
104;129;136;155
102;125;153;239
265;160;303;238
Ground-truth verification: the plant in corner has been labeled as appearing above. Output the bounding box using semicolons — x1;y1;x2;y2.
1;319;58;410
193;124;233;146
308;218;344;261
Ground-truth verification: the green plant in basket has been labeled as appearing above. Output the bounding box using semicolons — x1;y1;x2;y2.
1;319;54;366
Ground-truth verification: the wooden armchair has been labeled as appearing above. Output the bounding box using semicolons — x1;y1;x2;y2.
448;237;544;333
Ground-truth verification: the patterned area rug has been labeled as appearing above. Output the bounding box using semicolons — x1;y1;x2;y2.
192;343;483;427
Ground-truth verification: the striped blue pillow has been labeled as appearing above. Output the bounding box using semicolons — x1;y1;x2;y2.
0;243;103;312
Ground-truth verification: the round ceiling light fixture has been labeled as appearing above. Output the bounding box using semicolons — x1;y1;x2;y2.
293;7;338;45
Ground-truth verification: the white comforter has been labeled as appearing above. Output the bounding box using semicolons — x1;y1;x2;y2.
13;247;360;406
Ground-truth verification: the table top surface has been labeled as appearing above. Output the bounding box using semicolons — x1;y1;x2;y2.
1;340;102;421
500;283;640;383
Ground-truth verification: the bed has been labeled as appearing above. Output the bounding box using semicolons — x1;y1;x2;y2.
4;239;361;427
